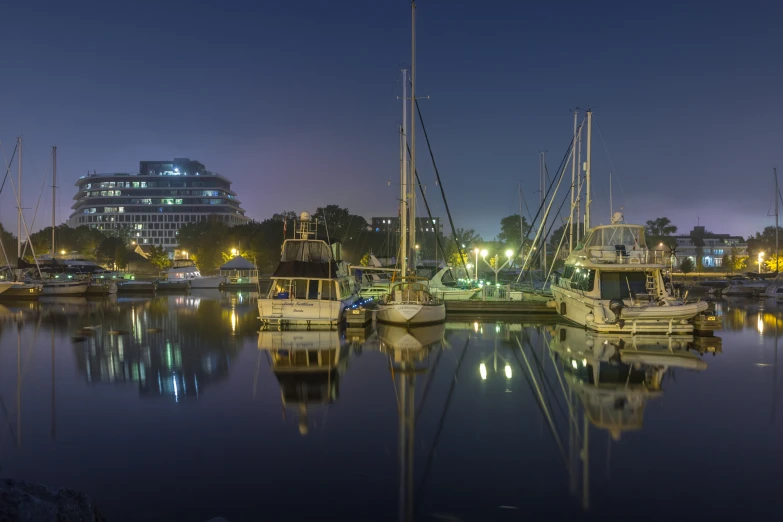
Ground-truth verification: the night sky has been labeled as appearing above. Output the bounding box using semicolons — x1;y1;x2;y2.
2;0;782;241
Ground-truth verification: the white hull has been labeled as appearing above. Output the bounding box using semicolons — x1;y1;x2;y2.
0;282;17;295
258;295;360;327
376;323;445;350
189;275;223;289
376;302;446;326
41;281;88;296
552;286;706;334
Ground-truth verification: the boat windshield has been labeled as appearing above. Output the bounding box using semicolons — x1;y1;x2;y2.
584;225;647;251
281;240;332;262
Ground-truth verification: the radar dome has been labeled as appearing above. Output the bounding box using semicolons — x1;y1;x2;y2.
610;211;624;224
299;211;311;222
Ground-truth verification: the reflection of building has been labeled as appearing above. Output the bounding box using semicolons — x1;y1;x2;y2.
67;158;250;248
73;296;241;400
258;330;351;435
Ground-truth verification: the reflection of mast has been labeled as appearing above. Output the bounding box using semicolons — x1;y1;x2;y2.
51;327;56;441
17;325;21;449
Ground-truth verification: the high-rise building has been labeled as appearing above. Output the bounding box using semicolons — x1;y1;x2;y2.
371;216;442;235
67;158;250;247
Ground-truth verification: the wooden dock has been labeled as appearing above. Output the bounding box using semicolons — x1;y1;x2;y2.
444;299;555;315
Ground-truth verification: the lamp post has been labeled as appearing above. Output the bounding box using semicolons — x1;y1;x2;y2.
481;249;514;286
231;248;238;257
474;248;479;280
759;251;765;274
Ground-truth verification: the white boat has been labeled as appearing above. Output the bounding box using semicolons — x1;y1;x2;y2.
723;278;768;296
0;281;43;299
428;266;481;301
763;273;783;298
41;278;88;296
257;212;360;328
376;31;445;326
551;213;709;334
162;259;222;288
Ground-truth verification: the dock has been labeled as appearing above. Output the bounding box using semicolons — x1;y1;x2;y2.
444;299;555;315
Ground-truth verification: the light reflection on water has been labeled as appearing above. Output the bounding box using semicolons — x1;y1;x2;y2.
0;294;782;521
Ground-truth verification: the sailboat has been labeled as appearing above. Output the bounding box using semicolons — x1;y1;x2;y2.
376;2;445;326
39;147;88;296
763;168;783;298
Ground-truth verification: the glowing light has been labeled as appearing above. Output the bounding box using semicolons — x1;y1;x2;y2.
758;315;764;334
59;249;65;255
231;248;238;256
480;363;488;380
582;358;587;367
473;321;479;333
504;364;512;379
480;249;488;258
505;249;513;258
571;360;578;369
231;309;237;333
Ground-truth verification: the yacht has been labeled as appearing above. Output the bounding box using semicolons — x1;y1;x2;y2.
723;277;768;297
258;212;360;328
41;277;88;296
428;266;481;301
763;273;783;298
551;213;709;334
161;259;222;289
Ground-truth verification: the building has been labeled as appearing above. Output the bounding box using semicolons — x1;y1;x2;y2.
68;158;250;248
663;226;747;269
371;216;443;235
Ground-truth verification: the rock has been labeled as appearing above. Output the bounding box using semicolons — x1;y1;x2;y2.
0;479;106;522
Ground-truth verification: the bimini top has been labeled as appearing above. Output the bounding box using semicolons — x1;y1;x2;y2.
570;221;666;265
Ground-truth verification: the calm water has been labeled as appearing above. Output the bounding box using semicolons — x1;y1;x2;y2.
1;293;782;521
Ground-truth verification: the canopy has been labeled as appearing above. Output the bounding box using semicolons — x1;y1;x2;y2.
220;255;257;270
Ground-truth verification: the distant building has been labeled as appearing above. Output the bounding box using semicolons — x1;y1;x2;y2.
663;226;747;268
67;158;250;248
371;216;443;235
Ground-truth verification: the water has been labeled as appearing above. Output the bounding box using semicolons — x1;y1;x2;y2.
0;293;781;521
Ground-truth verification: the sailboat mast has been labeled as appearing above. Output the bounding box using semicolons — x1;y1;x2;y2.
17;137;22;260
409;0;417;274
772;168;780;272
569;111;577;252
400;69;408;277
575;126;582;244
585;110;592;231
52;146;57;256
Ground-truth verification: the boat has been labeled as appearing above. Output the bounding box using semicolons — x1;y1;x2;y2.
375;26;445;326
161;259;222;289
723;277;768;297
0;281;43;300
40;277;88;296
257;212;360;328
117;280;157;294
551;212;709;334
84;279;118;297
257;329;350;435
428;266;481;300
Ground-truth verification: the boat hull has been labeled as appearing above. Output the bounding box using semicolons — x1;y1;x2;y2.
0;283;43;300
258;295;360;327
430;288;481;301
41;281;88;296
189;275;223;289
376;303;446;326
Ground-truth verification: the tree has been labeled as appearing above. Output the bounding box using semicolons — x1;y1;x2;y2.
645;217;677;236
147;245;171;270
97;236;131;269
549;222;585;251
695;247;704;273
723;250;734;274
0;223;16;267
680;258;695;274
497;214;529;245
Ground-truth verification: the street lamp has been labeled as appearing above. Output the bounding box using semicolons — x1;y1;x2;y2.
59;249;65;255
759;251;765;274
231;248;238;257
474;248;479;280
182;250;189;259
480;249;515;285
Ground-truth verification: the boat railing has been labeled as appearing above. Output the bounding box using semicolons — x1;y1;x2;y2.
584;247;670;265
481;284;511;300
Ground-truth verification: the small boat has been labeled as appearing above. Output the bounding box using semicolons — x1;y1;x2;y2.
84;280;118;297
0;282;43;300
428;266;481;301
377;278;446;325
163;260;223;289
156;279;191;292
117;280;157;294
40;278;88;296
723;277;767;296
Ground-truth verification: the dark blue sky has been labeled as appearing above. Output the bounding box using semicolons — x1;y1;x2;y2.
2;0;782;241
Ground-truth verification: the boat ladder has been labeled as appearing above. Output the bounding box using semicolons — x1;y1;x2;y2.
271;300;285;319
646;273;657;294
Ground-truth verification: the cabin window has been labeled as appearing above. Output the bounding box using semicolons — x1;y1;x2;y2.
562;266;575;279
272;279;291;298
308;280;319;299
600;271;647;300
293;279;308;299
570;268;595;292
321;280;336;300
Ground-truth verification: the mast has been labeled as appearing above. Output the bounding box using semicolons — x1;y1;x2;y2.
17;137;22;260
52;146;57;256
575;126;582;244
409;0;417;274
541;151;547;271
400;69;408;277
569;111;577;252
518;183;524;263
585;110;592;231
772;168;780;272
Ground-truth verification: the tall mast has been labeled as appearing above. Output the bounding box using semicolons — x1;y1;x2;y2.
541;151;547;271
52;146;57;256
585;110;592;231
772;168;780;272
518;183;524;262
575;126;582;244
17;137;22;260
400;69;408;277
569;111;577;252
409;0;417;273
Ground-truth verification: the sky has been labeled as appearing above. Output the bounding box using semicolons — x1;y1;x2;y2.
1;0;783;242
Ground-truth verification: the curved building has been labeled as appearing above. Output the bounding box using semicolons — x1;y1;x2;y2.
67;158;250;247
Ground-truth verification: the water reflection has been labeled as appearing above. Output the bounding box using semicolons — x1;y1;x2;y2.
546;324;717;510
257;329;351;435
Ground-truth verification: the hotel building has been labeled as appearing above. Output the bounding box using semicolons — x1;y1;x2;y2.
68;158;250;248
